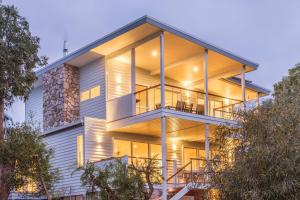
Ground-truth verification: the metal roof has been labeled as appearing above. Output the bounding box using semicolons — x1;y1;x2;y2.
226;77;271;95
37;15;259;76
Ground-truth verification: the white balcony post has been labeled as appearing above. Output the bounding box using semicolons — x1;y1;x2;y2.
256;92;260;108
203;49;210;167
160;32;165;109
160;32;167;200
161;116;167;200
203;49;209;116
131;48;136;115
241;65;246;109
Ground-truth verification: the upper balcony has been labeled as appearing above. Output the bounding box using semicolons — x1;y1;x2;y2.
104;30;269;123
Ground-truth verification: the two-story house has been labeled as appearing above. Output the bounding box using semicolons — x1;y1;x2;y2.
24;16;269;200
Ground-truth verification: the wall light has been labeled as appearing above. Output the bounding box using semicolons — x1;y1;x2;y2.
116;76;122;84
172;144;177;151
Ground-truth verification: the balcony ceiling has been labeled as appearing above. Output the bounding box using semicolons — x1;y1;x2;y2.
112;117;217;142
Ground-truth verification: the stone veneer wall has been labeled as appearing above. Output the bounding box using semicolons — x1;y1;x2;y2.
43;64;80;130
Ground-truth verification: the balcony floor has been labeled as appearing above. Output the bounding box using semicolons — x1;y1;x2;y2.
107;108;236;142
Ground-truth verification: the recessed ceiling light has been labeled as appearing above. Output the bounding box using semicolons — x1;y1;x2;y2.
193;66;199;72
152;50;158;57
182;81;191;86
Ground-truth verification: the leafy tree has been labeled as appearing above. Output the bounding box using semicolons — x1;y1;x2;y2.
80;157;161;200
0;5;46;199
0;123;59;200
211;65;300;200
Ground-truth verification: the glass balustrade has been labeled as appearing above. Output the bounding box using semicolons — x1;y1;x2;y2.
135;84;243;120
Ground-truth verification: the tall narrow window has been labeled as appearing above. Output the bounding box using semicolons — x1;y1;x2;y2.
90;85;100;99
77;135;84;167
80;90;90;102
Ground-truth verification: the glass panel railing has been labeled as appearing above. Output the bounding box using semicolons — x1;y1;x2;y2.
135;84;243;120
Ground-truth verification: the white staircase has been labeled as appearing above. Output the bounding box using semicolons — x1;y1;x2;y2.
169;183;210;200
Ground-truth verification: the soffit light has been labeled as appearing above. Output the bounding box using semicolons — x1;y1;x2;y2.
182;81;191;86
151;50;158;57
193;66;199;72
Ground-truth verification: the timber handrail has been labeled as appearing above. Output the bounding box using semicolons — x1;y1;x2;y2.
134;83;243;103
167;161;191;182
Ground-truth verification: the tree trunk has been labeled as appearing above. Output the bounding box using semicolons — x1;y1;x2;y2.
0;165;11;200
0;100;10;200
0;99;4;139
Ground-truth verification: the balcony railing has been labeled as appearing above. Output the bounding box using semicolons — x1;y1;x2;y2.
135;84;243;120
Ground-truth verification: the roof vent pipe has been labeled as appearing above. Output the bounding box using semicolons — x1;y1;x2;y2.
63;40;68;56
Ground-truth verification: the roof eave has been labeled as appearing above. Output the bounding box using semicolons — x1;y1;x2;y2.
36;15;259;76
225;77;271;95
144;16;259;69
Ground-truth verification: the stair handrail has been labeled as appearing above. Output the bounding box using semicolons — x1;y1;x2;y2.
167;160;191;183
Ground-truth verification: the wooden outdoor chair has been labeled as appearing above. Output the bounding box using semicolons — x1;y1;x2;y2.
155;103;161;109
175;101;185;111
195;104;205;115
184;103;193;113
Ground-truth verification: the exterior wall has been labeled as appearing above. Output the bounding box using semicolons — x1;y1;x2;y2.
43;64;80;130
42;126;85;197
84;117;112;162
106;59;180;101
80;58;106;119
106;58;131;101
25;86;43;128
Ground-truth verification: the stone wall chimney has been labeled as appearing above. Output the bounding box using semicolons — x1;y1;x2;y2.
43;64;80;130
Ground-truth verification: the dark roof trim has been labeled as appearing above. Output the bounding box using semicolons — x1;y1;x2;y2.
225;77;271;95
37;15;259;76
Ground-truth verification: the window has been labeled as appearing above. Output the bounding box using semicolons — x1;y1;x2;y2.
150;144;162;159
132;142;148;158
113;139;161;161
114;139;131;157
90;85;100;98
80;85;100;102
80;90;90;102
77;135;84;167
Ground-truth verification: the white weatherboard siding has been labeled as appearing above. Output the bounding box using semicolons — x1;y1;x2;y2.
43;126;85;197
80;58;106;119
84;117;113;162
106;59;131;100
25;86;43;129
106;59;180;101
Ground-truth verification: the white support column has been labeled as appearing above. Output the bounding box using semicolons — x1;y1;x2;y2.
160;32;165;109
160;31;167;200
131;48;136;115
203;49;210;166
161;116;167;200
205;124;210;163
256;92;260;108
203;49;209;116
241;65;246;109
